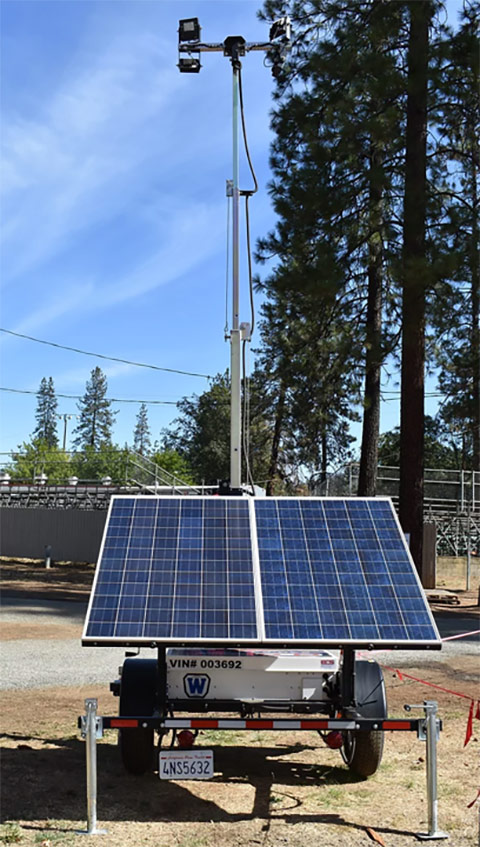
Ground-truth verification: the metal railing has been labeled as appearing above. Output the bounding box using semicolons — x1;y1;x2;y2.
315;464;479;514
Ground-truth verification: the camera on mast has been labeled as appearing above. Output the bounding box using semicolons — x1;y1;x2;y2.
269;17;291;43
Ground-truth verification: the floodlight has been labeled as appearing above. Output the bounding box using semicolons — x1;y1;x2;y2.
178;18;201;43
178;56;201;74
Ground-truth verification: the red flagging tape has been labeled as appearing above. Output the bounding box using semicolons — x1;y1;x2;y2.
467;789;480;809
464;700;475;747
373;660;480;748
381;664;475;701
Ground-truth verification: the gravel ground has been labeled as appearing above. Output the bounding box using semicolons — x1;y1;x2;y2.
0;596;478;690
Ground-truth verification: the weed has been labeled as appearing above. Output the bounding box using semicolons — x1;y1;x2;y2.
0;822;22;844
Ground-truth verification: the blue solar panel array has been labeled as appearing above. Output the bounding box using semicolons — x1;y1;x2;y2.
84;497;257;642
255;499;438;644
83;496;440;647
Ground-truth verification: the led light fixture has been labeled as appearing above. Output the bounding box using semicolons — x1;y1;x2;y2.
178;18;201;43
178;56;201;74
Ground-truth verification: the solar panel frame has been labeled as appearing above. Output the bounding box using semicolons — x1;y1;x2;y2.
255;497;441;649
82;495;261;646
82;495;441;650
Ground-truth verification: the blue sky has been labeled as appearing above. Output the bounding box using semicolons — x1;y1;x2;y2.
0;0;463;462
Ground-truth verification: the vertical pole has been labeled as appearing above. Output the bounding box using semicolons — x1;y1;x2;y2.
340;648;356;710
78;698;106;835
466;504;471;591
230;60;242;490
417;701;448;840
86;699;98;833
63;415;68;452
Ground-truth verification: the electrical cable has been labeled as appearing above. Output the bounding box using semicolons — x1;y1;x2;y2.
244;194;255;336
0;387;178;405
0;328;212;380
237;65;258;491
238;67;258;195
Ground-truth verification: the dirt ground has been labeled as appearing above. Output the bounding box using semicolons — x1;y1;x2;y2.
1;558;479;847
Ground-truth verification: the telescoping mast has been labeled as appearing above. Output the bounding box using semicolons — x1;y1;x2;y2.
177;17;291;493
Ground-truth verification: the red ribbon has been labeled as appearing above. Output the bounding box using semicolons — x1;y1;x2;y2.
386;666;475;701
467;788;480;809
464;700;475;747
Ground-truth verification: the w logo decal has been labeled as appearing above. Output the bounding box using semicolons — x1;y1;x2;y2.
184;674;211;698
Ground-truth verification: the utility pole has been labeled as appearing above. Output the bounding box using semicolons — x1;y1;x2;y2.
57;413;79;451
177;17;290;492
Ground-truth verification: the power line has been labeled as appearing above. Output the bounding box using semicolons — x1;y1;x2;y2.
0;387;178;406
0;328;213;380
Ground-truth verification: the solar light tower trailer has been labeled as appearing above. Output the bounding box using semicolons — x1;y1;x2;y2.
78;17;448;843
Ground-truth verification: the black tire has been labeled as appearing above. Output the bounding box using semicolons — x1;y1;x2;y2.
119;658;157;775
341;659;387;778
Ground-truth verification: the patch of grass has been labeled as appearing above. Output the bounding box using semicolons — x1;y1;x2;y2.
0;823;22;844
199;730;242;746
33;826;76;845
321;785;345;802
176;835;208;847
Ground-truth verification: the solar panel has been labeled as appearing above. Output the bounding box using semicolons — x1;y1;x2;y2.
255;498;439;646
83;497;258;643
83;496;440;649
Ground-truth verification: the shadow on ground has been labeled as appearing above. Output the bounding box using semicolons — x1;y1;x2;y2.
0;733;383;828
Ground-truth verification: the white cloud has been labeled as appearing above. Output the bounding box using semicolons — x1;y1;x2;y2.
1;29;182;280
53;362;135;391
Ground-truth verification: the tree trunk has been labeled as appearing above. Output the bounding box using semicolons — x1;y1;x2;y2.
399;1;432;577
266;382;286;496
470;141;479;472
321;430;328;485
358;144;383;496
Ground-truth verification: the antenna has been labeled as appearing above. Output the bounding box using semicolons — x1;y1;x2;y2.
177;17;291;493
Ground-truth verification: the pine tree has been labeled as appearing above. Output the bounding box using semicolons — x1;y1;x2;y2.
32;376;58;447
430;1;480;471
399;0;435;574
72;367;116;450
133;403;151;455
257;0;406;492
163;372;272;486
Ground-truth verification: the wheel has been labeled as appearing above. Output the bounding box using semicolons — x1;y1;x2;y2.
119;658;157;775
341;659;387;778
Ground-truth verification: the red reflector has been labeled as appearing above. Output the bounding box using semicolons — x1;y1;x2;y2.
383;721;411;730
111;719;138;728
177;730;195;748
301;720;329;729
191;720;218;729
325;731;343;749
246;720;273;729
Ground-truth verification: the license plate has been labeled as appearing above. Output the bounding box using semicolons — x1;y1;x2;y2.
159;749;214;780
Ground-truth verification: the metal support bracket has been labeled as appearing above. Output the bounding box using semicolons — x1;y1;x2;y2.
80;714;104;740
77;699;107;836
405;702;449;840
